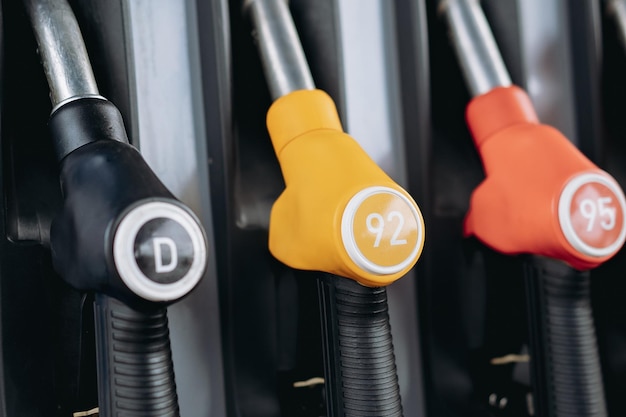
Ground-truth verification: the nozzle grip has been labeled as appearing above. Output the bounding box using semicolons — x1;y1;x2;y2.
318;275;403;417
525;257;607;416
94;294;179;417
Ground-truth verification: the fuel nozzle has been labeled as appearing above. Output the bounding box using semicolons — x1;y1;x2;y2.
24;1;208;416
441;1;620;416
441;0;626;269
244;1;426;416
245;0;425;287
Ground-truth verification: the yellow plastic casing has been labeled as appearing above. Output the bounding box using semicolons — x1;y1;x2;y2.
266;89;425;287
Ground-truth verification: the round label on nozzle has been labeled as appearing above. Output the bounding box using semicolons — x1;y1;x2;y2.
113;201;207;302
341;186;424;275
558;172;626;258
134;218;194;283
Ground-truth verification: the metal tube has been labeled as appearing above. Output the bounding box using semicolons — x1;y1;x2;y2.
244;0;315;100
439;0;511;97
23;0;100;107
607;0;626;52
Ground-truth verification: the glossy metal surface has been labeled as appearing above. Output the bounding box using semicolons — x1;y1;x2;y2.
245;0;315;99
440;0;511;96
23;0;99;106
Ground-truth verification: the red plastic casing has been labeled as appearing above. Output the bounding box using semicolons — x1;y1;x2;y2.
464;86;626;270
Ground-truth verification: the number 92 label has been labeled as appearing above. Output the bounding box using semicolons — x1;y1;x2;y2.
558;172;626;257
341;186;425;275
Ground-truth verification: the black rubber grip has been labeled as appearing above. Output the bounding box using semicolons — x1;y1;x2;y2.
526;257;607;417
318;275;403;417
49;98;129;161
94;294;179;417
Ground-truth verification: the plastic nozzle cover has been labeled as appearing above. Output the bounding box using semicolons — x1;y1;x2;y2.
50;99;207;306
464;86;626;270
266;89;425;286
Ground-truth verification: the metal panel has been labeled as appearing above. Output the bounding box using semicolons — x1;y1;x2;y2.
119;1;227;416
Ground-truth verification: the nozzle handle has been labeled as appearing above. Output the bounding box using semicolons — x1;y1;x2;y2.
525;257;607;417
319;275;404;417
94;294;179;417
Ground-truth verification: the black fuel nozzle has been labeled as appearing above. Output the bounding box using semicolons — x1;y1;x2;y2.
48;98;207;309
23;0;208;415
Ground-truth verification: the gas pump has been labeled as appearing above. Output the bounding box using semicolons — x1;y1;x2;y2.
242;0;426;415
440;0;626;416
22;0;209;416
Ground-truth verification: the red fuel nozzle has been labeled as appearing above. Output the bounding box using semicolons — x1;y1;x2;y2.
464;86;626;270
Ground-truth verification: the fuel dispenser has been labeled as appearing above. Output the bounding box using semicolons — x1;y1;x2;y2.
0;0;228;416
439;0;626;416
242;0;425;415
3;0;625;416
22;0;211;415
209;0;430;416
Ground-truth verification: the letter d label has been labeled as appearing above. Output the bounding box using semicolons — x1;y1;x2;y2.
154;237;178;273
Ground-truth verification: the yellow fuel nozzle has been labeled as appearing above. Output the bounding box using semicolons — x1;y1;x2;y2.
266;89;425;287
244;0;425;286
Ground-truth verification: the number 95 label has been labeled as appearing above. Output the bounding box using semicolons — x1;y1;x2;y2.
341;186;425;275
558;172;626;258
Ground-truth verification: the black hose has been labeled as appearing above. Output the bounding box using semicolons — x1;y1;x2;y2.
526;257;607;417
94;294;179;417
318;274;403;417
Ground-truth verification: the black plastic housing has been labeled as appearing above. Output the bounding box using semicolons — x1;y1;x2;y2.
49;100;183;307
94;294;178;417
318;275;403;417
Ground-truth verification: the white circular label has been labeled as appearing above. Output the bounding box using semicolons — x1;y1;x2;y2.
558;172;626;258
113;201;207;302
341;186;424;275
